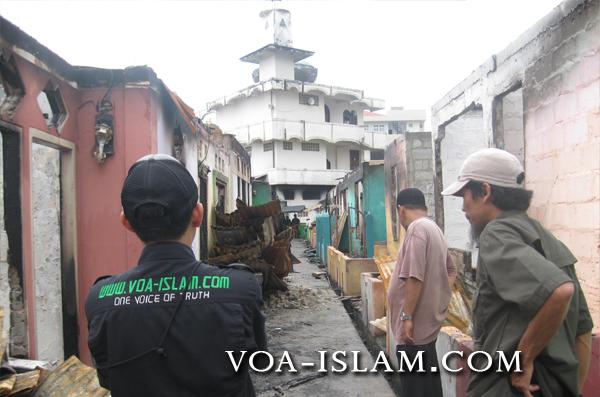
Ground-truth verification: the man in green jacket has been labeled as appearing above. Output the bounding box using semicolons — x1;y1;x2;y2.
442;148;593;397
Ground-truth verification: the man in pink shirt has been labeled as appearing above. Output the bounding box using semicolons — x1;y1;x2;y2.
388;188;457;397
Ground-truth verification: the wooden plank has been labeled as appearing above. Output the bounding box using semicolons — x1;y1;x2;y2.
32;356;109;397
8;370;41;396
374;255;395;296
0;375;15;397
333;210;347;248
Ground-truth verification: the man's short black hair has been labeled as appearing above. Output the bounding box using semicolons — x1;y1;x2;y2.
396;188;427;211
464;180;533;211
133;203;192;242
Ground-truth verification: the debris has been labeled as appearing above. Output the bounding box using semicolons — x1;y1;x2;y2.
31;356;109;397
9;370;41;396
311;271;327;279
0;356;107;397
274;372;327;391
264;285;327;311
369;316;387;333
209;200;295;293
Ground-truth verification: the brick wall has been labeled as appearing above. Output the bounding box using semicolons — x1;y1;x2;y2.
431;0;600;332
523;0;600;328
406;131;435;216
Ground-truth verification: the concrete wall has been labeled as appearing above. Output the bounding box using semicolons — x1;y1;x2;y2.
498;88;525;164
430;0;600;389
431;0;600;331
156;106;200;257
0;132;8;343
31;143;63;363
383;135;434;257
259;52;295;81
406;131;435;215
273;90;325;122
327;246;378;296
439;110;486;251
214;92;272;134
273;140;326;170
360;272;385;336
274;185;327;209
250;140;274;176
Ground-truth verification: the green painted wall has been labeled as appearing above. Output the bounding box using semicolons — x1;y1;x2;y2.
252;182;271;206
346;183;362;257
363;165;386;258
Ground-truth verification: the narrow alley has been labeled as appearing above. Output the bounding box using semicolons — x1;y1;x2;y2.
251;239;395;397
0;0;598;396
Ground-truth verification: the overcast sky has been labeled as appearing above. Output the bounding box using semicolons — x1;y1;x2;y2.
1;0;563;119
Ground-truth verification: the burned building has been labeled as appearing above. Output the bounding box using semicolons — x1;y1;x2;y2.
430;0;599;395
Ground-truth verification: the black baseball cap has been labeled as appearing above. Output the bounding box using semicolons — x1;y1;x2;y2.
396;188;426;208
121;154;198;234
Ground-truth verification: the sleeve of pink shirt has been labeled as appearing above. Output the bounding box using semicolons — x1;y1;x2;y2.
399;227;428;282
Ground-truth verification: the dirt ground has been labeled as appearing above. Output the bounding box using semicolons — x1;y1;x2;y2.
251;240;395;397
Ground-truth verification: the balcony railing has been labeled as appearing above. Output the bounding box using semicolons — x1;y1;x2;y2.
227;119;392;149
265;168;350;186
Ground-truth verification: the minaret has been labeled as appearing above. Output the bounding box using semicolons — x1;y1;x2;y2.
241;8;314;82
259;8;293;47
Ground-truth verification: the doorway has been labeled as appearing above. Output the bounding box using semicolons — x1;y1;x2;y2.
350;149;360;170
30;130;78;362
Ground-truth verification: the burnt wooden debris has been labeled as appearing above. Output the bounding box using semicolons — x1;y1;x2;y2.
209;199;299;294
0;309;108;396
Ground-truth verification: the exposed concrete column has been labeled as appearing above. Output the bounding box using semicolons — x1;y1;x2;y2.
31;143;63;363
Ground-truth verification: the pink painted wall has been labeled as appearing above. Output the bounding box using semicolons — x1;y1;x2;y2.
75;86;159;363
4;55;162;364
8;57;82;359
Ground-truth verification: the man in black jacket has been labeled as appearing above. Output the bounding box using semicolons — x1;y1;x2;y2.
86;154;266;397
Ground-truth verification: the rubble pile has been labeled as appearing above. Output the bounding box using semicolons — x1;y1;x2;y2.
0;309;108;396
0;356;109;397
263;286;327;311
208;200;299;293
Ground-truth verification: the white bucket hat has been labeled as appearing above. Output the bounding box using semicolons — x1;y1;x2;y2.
441;148;525;196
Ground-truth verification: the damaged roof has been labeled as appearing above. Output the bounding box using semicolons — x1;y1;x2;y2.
0;15;198;134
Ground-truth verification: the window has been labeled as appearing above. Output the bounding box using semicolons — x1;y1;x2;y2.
343;110;357;125
283;141;293;150
301;142;319;152
281;188;295;200
37;84;67;128
370;149;384;160
299;94;319;106
216;182;226;214
324;104;330;122
420;122;424;129
263;142;273;151
302;187;321;200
